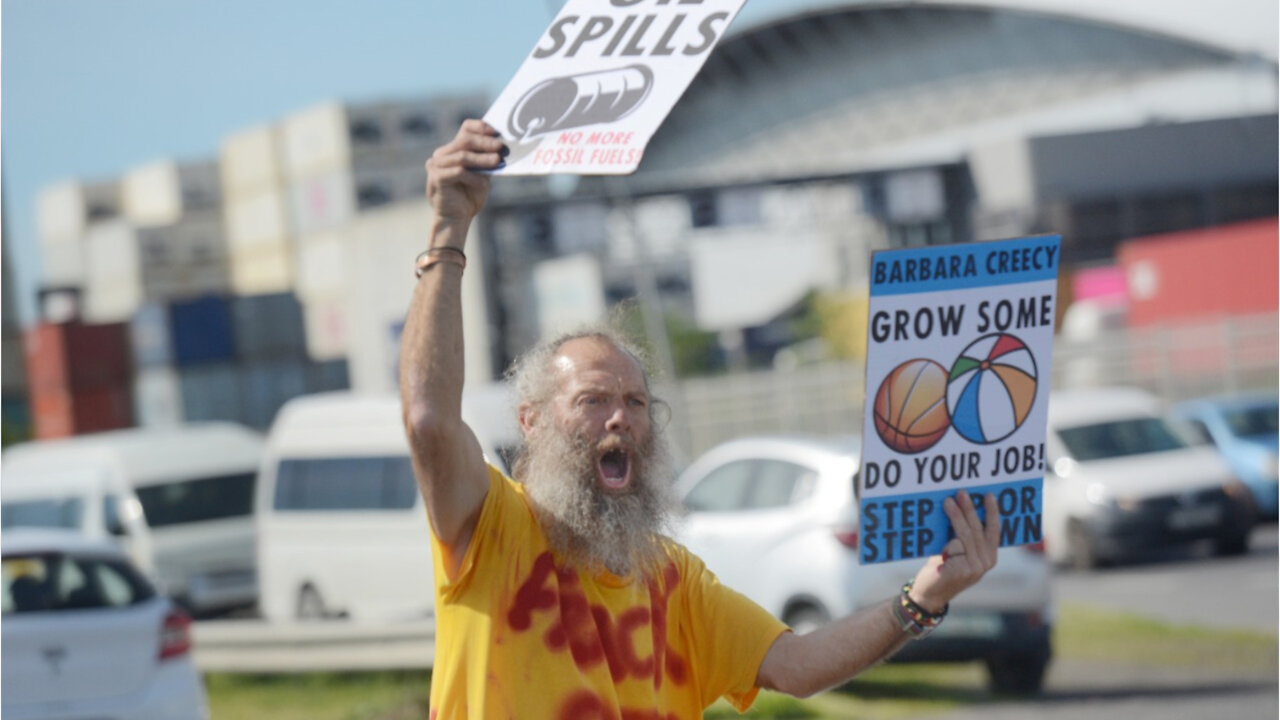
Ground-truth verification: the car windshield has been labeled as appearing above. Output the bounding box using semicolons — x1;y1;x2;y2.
1224;403;1278;438
2;553;154;615
1057;417;1189;461
1;498;84;530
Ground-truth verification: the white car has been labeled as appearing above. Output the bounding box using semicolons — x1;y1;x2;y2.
1;528;208;720
1042;387;1254;569
675;435;1054;695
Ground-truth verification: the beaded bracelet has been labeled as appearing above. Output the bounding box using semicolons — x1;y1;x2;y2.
892;581;949;639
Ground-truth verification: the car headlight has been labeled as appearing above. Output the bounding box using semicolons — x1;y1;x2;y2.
1085;482;1111;506
1053;457;1076;478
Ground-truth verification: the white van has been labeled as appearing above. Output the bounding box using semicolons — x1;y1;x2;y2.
1;423;264;616
255;387;520;623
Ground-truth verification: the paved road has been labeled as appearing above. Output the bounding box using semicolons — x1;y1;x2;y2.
1054;523;1278;631
941;523;1279;720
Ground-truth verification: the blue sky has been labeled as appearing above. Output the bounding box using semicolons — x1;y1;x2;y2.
2;0;825;324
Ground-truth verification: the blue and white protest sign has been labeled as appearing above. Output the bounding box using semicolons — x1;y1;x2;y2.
483;0;747;175
858;236;1061;564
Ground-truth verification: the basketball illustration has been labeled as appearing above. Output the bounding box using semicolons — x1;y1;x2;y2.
873;359;951;453
946;333;1039;445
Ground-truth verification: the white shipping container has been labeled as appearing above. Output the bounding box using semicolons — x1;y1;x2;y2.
344;201;492;393
229;245;294;296
225;190;291;252
40;237;87;286
122;159;221;227
83;281;144;324
84;221;141;286
289;171;355;235
38;182;85;240
302;293;350;362
37;180;122;241
295;232;348;299
221;124;285;197
134;366;185;427
282;102;351;179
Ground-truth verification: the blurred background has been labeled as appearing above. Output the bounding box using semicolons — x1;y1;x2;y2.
1;0;1276;450
2;1;1277;718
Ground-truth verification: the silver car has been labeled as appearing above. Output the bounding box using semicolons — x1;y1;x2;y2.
676;434;1054;695
2;528;209;720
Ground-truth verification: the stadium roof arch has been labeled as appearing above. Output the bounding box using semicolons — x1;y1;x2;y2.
634;1;1278;188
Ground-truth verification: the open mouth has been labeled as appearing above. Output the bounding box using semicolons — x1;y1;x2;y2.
597;448;632;492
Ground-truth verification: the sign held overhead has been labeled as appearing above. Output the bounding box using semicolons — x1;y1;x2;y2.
484;0;748;175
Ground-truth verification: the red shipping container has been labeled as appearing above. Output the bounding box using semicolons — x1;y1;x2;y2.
30;385;74;440
23;322;132;393
24;325;69;392
1118;217;1279;327
71;385;134;435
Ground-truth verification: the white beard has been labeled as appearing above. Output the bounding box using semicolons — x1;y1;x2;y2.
518;423;678;577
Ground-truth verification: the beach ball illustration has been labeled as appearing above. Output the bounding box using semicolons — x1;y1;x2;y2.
946;333;1039;445
873;359;951;453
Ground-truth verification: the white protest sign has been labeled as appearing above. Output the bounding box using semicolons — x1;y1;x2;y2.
858;235;1061;564
483;0;747;175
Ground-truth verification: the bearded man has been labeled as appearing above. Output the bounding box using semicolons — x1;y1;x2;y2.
401;120;1003;720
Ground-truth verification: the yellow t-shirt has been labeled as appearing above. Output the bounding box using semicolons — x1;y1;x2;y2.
428;464;789;720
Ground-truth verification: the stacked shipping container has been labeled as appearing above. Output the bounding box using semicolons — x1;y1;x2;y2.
24;322;134;439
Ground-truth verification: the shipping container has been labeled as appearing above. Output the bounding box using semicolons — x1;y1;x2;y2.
301;293;350;362
343;201;492;392
169;295;236;366
289;171;355;235
24;322;132;393
130;301;172;367
37;287;83;325
1118;217;1279;327
137;212;232;300
281;103;352;179
239;359;308;429
40;236;87;287
221;123;286;198
29;382;132;440
72;384;134;435
30;384;74;440
390;93;489;151
228;245;295;296
231;293;306;361
178;362;243;423
37;179;122;242
224;189;292;253
83;221;144;323
122;159;221;227
133;366;185;427
294;231;348;299
305;358;350;394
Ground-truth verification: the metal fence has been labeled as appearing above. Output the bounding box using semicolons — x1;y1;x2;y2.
671;313;1279;460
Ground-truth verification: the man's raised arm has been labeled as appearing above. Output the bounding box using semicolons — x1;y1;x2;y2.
400;120;507;566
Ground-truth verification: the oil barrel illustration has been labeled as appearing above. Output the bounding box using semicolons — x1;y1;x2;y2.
507;64;654;142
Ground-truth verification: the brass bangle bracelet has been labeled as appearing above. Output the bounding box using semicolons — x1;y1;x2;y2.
415;246;467;277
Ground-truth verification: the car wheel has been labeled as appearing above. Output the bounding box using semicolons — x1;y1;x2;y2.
297;584;328;621
1067;520;1101;570
783;604;830;636
986;651;1049;695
